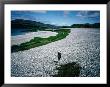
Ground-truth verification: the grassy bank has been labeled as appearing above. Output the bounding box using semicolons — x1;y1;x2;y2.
11;29;70;52
53;62;81;77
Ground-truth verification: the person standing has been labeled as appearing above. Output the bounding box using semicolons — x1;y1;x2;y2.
58;52;61;61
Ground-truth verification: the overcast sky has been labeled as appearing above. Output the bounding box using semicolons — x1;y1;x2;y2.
11;11;100;26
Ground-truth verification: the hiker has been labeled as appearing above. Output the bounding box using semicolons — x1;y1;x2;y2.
58;52;61;61
53;52;61;64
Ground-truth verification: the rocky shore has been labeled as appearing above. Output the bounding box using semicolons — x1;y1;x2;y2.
11;28;100;77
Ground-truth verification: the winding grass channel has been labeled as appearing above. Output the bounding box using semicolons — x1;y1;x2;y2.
11;29;70;52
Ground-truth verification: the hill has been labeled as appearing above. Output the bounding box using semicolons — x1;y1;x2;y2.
11;19;59;31
62;23;100;28
11;19;100;30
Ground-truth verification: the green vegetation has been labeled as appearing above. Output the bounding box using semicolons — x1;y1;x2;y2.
53;62;81;77
11;29;70;52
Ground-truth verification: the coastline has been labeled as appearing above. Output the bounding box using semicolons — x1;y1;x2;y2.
11;31;58;46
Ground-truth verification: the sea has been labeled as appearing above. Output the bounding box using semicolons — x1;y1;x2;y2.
11;29;30;36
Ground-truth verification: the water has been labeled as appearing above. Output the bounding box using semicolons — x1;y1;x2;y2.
11;30;58;46
11;29;29;36
11;28;100;77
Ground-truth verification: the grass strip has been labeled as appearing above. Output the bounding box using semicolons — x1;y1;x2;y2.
11;29;70;52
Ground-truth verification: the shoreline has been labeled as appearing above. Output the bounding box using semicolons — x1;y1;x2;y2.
11;31;58;46
11;29;70;52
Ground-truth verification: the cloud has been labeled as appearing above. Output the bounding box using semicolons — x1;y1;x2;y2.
28;10;47;14
76;11;100;19
11;11;47;21
64;11;70;17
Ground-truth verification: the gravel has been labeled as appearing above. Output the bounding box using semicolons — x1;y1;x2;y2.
11;28;100;77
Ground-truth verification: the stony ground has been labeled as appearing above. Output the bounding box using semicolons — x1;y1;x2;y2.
11;28;100;77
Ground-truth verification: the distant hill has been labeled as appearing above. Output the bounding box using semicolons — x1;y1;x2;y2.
11;19;59;30
71;23;100;28
11;19;100;30
62;23;100;28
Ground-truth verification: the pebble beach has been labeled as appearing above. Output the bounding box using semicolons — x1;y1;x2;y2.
11;28;100;77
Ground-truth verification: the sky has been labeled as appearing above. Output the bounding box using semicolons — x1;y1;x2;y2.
11;11;100;26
